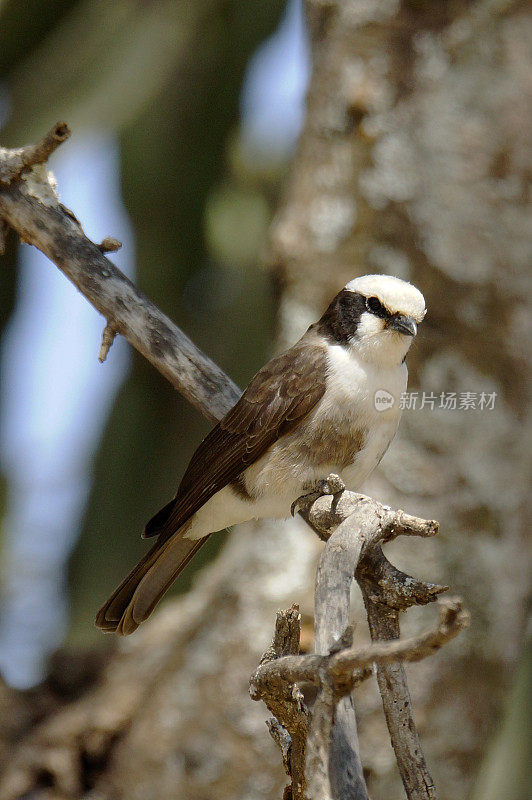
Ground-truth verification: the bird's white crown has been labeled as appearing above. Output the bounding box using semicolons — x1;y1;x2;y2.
345;274;426;323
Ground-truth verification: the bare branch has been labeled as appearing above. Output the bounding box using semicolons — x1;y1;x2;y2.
252;598;468;695
367;594;436;800
0;122;70;185
297;481;439;545
311;487;450;800
333;597;468;684
253;596;468;800
0;127;240;423
357;548;448;611
252;482;468;800
305;671;335;800
313;512;368;799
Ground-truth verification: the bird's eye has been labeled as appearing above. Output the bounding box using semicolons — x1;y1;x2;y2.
366;296;384;315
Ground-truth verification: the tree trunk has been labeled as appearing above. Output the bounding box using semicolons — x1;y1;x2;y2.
268;1;531;797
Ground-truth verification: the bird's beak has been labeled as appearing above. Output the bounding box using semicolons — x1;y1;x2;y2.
386;314;417;337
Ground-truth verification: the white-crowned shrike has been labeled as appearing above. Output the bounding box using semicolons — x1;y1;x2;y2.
96;274;426;634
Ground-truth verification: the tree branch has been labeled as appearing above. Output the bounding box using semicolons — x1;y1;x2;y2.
0;122;70;184
313;513;368;799
252;481;468;800
305;669;335;800
250;605;309;800
0;124;240;423
251;598;468;693
358;561;444;800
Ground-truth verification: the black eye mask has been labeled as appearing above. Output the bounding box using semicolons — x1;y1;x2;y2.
365;296;390;319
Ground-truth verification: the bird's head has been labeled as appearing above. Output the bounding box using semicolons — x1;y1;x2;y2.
318;274;426;367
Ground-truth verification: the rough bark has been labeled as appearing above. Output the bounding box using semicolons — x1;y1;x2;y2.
267;1;531;797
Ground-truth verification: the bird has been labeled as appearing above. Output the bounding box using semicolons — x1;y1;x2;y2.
96;274;426;635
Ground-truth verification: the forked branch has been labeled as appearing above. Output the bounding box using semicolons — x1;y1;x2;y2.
0;122;70;184
251;482;469;800
252;598;467;694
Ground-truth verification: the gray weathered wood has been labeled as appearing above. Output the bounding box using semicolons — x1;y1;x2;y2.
0;136;240;423
252;483;467;800
313;516;368;800
253;598;467;692
250;605;309;800
366;598;437;799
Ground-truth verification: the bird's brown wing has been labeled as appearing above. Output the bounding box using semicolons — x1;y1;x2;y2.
96;333;328;634
144;334;327;541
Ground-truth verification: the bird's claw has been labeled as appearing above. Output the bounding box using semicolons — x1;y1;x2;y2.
291;473;346;517
291;493;318;517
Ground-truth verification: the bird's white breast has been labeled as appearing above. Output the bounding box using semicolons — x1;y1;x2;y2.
243;343;407;503
316;343;407;490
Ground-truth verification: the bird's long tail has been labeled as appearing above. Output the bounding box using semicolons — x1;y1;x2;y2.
95;529;211;635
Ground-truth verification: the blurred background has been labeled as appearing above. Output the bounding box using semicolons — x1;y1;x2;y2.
0;0;309;684
0;1;530;800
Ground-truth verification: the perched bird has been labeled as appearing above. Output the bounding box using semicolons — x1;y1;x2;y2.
96;274;426;634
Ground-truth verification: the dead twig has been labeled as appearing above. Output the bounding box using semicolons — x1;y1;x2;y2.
250;605;308;800
251;598;468;696
98;321;117;363
0;122;70;185
357;552;441;800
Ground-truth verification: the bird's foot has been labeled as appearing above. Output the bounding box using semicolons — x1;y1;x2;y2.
290;473;346;517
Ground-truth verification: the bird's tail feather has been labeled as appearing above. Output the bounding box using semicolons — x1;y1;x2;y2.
142;497;177;538
95;530;210;635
